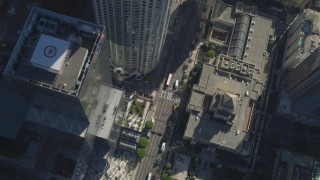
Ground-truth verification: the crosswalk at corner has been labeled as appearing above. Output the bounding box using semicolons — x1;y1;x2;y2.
159;90;179;101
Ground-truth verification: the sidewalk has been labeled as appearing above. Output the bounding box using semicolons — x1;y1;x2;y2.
183;42;203;84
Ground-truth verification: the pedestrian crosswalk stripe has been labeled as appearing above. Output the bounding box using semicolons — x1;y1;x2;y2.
159;90;179;101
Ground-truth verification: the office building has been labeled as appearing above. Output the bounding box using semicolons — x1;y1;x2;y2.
184;2;273;157
91;0;172;79
283;9;320;70
278;47;320;127
2;8;124;179
277;9;320;128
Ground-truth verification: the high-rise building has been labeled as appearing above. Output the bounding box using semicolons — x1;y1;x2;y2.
278;9;320;128
2;8;125;179
280;48;320;127
283;9;320;70
91;0;172;79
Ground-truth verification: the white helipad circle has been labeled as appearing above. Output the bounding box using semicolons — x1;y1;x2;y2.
44;45;57;58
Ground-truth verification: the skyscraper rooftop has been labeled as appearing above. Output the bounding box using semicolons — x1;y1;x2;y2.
4;8;124;138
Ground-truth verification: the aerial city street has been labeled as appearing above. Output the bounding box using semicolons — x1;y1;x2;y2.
1;0;320;180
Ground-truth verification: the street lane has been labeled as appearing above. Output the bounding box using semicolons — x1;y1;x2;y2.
134;1;202;179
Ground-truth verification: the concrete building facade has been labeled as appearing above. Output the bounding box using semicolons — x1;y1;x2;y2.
91;0;172;79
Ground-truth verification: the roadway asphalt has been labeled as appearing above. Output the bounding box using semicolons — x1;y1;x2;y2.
134;0;204;179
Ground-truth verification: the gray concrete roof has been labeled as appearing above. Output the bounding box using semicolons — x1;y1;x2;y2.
5;7;104;96
212;1;272;83
211;1;235;24
184;12;273;154
243;15;272;82
16;46;88;91
185;63;257;155
184;97;251;154
87;85;123;140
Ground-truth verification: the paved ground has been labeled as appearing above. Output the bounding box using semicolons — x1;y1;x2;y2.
103;153;135;180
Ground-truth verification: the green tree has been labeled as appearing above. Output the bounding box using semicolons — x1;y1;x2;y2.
165;162;172;169
206;49;215;58
138;137;149;148
161;173;169;180
161;173;174;180
136;148;146;159
144;120;154;130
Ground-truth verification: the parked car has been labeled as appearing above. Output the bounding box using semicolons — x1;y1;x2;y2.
161;142;166;152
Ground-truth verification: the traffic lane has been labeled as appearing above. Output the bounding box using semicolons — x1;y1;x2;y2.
154;98;175;121
136;98;173;173
135;106;172;179
136;133;160;180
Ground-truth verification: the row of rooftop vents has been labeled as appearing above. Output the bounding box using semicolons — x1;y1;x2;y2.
228;2;268;61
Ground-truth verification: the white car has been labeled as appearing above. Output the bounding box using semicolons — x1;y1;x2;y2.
161;142;166;152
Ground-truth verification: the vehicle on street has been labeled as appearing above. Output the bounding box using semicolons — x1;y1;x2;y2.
165;73;172;87
172;104;177;111
161;142;166;152
147;131;151;138
155;159;161;165
174;80;179;89
146;172;152;180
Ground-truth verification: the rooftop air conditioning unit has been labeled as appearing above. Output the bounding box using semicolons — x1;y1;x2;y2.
248;37;252;41
247;68;253;74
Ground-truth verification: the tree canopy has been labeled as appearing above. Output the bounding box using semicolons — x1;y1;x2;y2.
161;173;174;180
165;162;172;169
138;137;149;148
145;120;154;130
206;49;215;58
136;148;146;159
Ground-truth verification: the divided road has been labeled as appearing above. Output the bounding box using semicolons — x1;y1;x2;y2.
134;1;202;179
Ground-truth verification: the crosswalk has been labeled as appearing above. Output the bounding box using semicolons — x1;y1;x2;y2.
159;90;179;101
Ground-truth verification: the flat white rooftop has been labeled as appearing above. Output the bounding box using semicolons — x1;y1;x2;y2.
30;34;70;74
